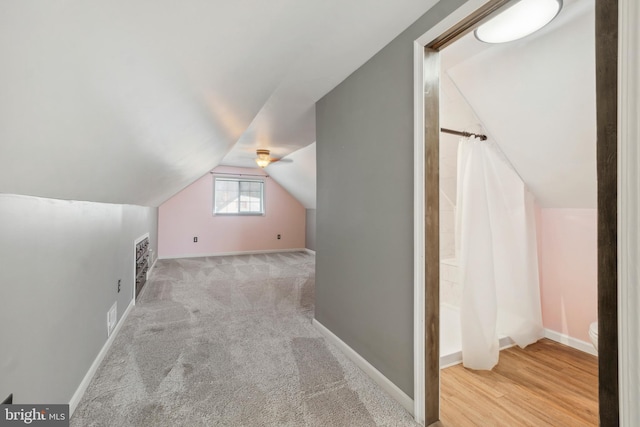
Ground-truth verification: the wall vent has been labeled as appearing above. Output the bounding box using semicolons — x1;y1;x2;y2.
107;302;117;337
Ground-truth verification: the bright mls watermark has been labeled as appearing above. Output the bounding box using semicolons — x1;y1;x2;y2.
0;405;68;426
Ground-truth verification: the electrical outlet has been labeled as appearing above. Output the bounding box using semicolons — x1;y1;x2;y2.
277;234;281;240
193;237;198;243
117;279;121;293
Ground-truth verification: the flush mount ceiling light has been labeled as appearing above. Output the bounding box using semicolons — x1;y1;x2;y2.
474;0;562;44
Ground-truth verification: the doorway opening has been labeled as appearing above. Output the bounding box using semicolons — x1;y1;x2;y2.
413;0;618;425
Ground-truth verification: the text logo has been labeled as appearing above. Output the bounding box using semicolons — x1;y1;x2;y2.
0;405;68;427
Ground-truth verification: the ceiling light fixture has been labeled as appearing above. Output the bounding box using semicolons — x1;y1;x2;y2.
474;0;562;44
255;149;272;168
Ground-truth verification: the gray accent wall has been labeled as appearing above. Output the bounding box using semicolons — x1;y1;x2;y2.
0;194;158;405
315;0;465;397
306;209;316;251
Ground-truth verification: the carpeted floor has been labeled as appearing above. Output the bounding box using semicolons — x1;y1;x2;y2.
71;251;418;426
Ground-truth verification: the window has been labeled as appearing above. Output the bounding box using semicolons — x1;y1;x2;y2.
213;177;265;215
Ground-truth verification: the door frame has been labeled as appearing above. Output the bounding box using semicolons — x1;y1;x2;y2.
616;0;639;424
412;0;628;425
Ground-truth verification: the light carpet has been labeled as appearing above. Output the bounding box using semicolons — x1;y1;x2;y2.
71;251;418;426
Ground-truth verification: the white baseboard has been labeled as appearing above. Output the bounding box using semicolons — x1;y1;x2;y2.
312;319;414;416
69;299;135;416
440;335;515;369
146;256;158;279
544;328;597;356
159;248;307;260
305;248;316;255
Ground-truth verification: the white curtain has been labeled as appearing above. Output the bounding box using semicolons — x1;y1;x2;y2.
455;136;543;370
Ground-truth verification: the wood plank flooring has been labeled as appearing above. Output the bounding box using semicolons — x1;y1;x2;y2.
440;339;598;426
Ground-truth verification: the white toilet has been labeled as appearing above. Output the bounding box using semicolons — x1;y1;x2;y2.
589;321;598;352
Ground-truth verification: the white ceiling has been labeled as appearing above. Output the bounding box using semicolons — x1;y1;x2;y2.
267;142;316;209
440;73;483;205
0;0;439;207
441;0;596;208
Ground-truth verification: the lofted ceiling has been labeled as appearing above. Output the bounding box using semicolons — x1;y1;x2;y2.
267;142;316;209
441;0;596;209
0;0;439;207
440;73;481;206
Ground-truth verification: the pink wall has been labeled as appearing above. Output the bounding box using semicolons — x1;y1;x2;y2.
538;209;597;342
158;166;305;258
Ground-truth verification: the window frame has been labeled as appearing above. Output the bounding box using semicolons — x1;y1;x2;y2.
212;175;266;216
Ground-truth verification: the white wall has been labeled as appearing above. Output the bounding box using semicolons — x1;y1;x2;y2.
266;142;317;209
306;209;316;251
439;73;484;260
445;1;596;209
0;194;157;405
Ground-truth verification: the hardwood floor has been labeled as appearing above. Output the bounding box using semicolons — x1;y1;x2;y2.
440;339;598;426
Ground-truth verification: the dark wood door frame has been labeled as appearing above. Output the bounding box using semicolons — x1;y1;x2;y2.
421;1;618;425
595;0;618;425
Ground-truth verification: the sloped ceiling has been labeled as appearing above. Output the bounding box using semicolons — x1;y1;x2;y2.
442;0;596;208
440;73;483;205
0;0;438;207
267;143;316;209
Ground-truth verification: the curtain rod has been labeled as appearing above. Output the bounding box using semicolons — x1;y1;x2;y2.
440;127;487;141
210;172;270;178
